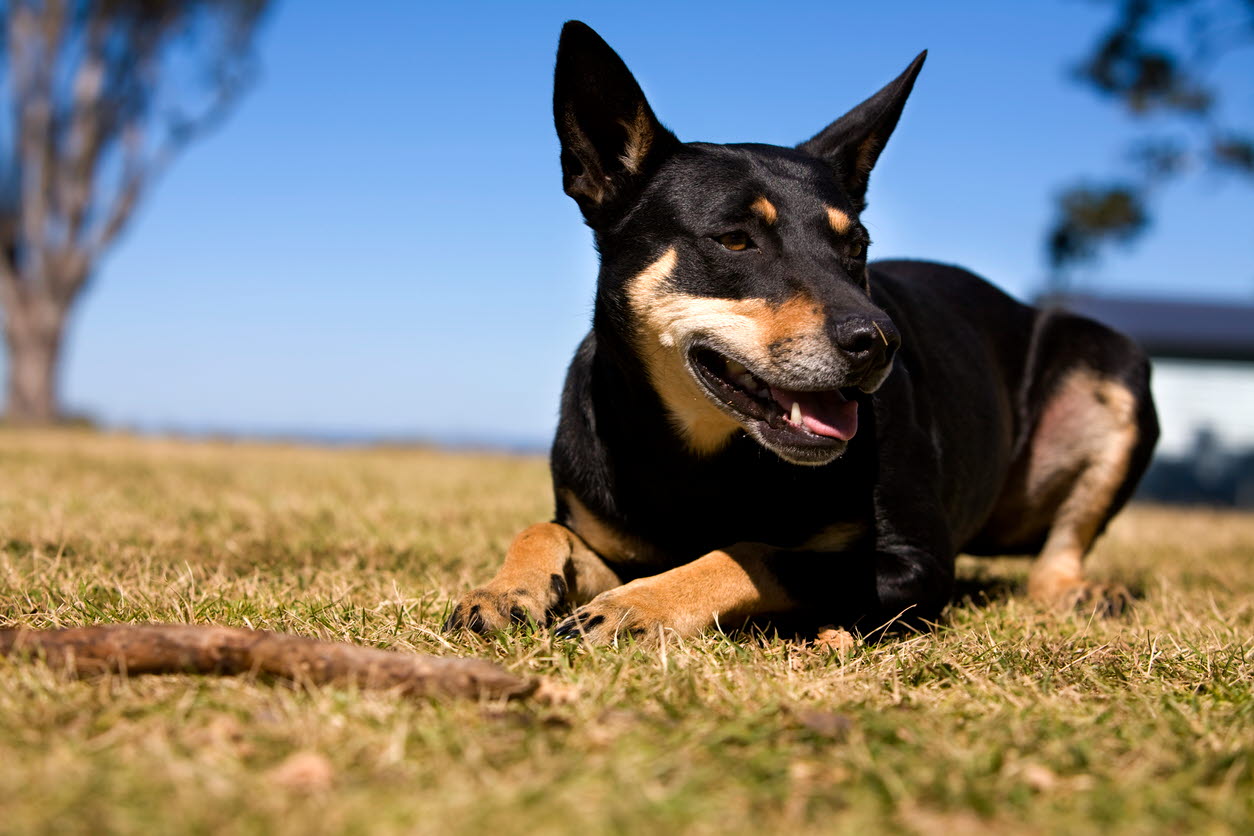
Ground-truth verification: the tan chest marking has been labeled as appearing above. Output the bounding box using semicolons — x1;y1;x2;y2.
799;521;869;552
563;491;657;564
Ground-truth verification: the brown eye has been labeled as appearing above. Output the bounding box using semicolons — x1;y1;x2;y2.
715;231;753;251
848;242;864;258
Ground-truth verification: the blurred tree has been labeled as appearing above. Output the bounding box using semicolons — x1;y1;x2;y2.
0;0;269;424
1047;0;1254;285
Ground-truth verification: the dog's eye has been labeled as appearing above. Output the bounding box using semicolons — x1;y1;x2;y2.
848;242;864;258
715;231;754;251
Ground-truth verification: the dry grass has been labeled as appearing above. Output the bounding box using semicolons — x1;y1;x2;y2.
1;429;1251;835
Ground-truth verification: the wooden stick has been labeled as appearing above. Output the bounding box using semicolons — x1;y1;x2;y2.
0;624;537;701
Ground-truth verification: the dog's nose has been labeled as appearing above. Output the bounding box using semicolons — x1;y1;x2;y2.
833;314;900;368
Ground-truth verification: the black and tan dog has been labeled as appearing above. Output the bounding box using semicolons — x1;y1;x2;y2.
445;22;1159;644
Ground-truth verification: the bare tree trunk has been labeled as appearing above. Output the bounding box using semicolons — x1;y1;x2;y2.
1;283;67;424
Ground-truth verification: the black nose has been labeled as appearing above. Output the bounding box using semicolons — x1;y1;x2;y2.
833;314;900;368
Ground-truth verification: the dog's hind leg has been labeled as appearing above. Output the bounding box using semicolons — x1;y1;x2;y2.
1020;339;1158;612
974;310;1158;612
444;523;621;633
1025;370;1140;610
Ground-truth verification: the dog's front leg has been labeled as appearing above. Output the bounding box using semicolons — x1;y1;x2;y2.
445;523;621;633
865;546;955;631
551;544;792;644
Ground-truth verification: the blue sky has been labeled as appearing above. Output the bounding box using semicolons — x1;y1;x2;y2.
38;0;1254;446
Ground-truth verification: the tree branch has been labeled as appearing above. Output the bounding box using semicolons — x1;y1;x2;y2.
59;11;110;252
9;1;67;287
83;10;263;267
1;623;539;701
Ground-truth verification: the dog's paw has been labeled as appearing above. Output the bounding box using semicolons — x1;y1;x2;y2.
1061;581;1132;617
551;583;691;646
552;600;661;645
444;574;568;634
1032;577;1132;617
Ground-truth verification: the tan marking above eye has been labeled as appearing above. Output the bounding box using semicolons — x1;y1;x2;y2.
826;206;852;234
716;231;753;251
750;196;778;225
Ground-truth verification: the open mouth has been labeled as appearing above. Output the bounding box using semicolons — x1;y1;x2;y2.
688;346;861;452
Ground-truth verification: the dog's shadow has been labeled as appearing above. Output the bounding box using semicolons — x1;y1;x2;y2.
950;560;1146;614
732;574;1019;644
735;565;1144;645
950;573;1021;610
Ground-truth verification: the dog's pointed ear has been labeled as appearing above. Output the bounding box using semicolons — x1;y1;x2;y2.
553;21;679;225
797;51;926;209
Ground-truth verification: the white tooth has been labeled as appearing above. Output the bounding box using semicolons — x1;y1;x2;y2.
726;359;748;376
790;402;802;424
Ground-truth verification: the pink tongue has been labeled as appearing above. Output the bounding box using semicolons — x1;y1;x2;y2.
769;386;859;440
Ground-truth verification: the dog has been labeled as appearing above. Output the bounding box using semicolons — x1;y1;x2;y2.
445;21;1160;644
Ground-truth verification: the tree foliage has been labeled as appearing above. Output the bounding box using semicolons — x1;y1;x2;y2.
0;0;269;422
1047;0;1254;281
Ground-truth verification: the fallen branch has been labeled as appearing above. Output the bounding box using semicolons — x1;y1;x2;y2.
0;624;537;701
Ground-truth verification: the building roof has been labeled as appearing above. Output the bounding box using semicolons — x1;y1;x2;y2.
1039;293;1254;363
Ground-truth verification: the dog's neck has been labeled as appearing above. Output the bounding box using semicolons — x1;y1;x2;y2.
586;317;689;455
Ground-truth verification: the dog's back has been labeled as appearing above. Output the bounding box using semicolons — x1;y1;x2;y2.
869;259;1158;562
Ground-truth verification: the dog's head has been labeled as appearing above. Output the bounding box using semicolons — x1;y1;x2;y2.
555;21;923;466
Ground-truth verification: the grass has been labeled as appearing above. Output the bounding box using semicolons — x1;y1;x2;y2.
0;429;1251;835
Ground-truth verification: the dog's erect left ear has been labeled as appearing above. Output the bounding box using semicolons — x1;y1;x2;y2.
797;51;926;209
554;21;679;226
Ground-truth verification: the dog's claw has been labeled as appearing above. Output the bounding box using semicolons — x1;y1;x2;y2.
445;590;531;634
1070;582;1133;617
553;613;604;640
442;604;482;633
1033;579;1134;618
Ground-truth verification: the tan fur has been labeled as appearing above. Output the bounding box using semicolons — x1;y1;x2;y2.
854;136;881;176
625;247;828;454
449;522;621;630
561;106;607;205
491;524;576;596
800;521;869;551
563;544;794;642
562;491;658;565
826;206;852;234
618;104;653;175
1010;369;1141;606
751;196;778;225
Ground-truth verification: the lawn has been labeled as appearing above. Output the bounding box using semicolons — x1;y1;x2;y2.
1;429;1250;835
